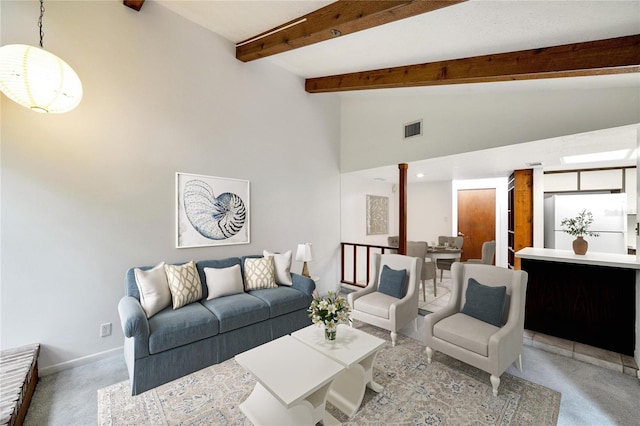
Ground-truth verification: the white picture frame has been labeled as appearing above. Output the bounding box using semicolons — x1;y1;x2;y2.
176;172;250;248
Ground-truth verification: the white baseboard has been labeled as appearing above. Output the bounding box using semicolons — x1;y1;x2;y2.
39;346;123;377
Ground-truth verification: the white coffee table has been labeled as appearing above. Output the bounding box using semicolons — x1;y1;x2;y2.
235;335;344;426
291;324;386;418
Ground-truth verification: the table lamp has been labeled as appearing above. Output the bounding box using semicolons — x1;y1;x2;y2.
296;243;313;277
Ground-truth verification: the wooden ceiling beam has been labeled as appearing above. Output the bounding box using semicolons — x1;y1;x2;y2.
305;34;640;93
124;1;145;12
236;0;466;62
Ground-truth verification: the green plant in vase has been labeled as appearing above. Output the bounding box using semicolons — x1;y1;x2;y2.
560;209;599;255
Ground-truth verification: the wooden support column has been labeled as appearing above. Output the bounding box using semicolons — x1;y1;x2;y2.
398;163;408;255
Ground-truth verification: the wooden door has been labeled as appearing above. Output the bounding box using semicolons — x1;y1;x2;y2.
457;189;496;262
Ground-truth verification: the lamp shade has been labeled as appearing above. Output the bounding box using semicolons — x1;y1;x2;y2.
0;44;82;113
295;243;313;262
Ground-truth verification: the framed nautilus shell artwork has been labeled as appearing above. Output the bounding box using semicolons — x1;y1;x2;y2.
366;195;388;235
176;173;250;248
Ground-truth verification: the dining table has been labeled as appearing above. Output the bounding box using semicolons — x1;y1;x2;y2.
426;246;462;264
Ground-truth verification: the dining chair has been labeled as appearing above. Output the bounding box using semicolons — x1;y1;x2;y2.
436;236;463;282
406;241;437;300
466;240;496;265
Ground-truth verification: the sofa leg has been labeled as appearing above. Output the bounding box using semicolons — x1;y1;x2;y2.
425;346;433;363
516;354;523;372
490;375;500;397
390;331;397;347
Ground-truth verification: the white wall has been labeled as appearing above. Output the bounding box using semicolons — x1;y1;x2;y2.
407;180;452;243
340;174;397;285
340;85;640;173
0;1;341;372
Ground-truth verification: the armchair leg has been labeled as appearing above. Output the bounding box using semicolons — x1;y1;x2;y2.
390;331;397;347
516;354;523;372
490;375;500;397
425;347;433;364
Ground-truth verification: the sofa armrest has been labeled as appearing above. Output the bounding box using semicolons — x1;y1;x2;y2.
291;273;316;296
118;296;149;340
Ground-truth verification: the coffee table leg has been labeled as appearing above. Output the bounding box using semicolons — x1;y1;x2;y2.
241;382;331;425
326;352;382;418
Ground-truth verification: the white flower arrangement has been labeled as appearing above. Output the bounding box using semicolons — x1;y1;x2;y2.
308;291;351;331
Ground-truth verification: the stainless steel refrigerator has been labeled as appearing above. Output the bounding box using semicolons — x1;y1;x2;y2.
544;193;627;254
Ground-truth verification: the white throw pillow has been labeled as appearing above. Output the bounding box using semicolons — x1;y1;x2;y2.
134;262;171;318
263;250;293;285
204;265;244;300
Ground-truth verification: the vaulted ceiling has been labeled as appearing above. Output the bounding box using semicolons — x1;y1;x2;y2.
127;1;639;94
125;0;639;182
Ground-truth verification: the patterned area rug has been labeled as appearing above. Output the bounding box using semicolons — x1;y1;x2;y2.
98;324;560;425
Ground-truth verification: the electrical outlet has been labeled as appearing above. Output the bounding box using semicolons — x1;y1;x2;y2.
100;322;112;338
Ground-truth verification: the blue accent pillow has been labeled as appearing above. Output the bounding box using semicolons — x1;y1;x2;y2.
461;278;507;327
377;265;407;299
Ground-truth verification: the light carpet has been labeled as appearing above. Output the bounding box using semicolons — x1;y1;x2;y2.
98;324;560;425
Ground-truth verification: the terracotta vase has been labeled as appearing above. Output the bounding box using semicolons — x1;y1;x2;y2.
572;236;588;255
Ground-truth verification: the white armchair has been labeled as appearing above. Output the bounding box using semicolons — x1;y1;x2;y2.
424;262;528;396
348;254;421;347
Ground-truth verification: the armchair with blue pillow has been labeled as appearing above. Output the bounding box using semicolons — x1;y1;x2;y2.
347;253;421;347
424;262;528;396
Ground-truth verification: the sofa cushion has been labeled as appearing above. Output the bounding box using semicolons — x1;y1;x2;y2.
165;261;202;309
201;293;269;333
196;258;241;300
243;257;278;290
249;286;310;318
461;278;507;327
148;302;219;354
263;250;293;285
377;265;407;299
433;312;499;357
353;291;396;319
134;262;171;318
204;265;244;300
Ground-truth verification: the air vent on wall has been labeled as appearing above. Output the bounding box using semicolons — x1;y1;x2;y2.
404;120;422;139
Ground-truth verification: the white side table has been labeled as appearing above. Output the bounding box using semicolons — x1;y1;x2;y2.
235;335;344;426
292;324;385;418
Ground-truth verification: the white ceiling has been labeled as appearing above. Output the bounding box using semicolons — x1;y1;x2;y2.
155;0;640;182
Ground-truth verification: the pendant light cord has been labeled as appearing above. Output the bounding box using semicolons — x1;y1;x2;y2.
38;0;45;48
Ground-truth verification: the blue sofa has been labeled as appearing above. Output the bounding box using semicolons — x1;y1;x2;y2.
117;255;315;395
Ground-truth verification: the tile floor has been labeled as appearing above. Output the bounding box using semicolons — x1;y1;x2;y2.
347;271;640;379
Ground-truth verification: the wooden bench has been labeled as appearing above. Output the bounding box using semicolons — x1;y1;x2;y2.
0;344;40;426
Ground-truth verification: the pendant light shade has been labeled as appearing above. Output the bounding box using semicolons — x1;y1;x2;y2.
0;44;82;113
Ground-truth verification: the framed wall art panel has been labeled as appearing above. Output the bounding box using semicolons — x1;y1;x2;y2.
176;173;250;248
366;194;388;235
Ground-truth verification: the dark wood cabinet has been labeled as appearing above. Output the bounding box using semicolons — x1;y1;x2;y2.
508;170;533;269
522;258;636;356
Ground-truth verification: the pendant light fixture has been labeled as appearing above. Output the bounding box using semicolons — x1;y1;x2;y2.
0;0;82;113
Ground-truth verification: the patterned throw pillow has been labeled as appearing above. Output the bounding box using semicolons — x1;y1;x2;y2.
244;257;278;291
164;260;202;309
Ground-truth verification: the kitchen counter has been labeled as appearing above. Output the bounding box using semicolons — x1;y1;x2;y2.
516;247;640;269
516;247;638;356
